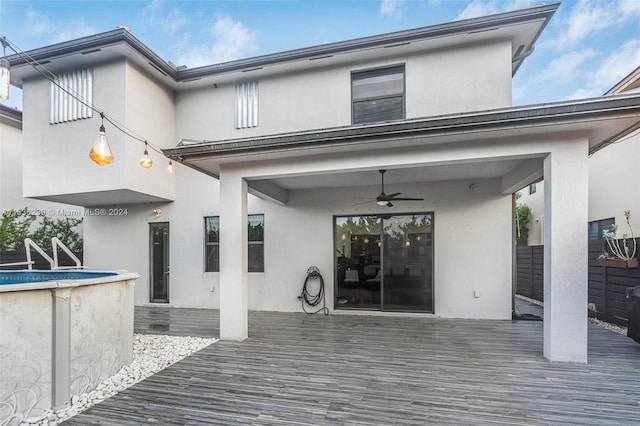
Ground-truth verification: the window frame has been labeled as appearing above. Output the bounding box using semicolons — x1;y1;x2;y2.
351;64;405;125
203;214;264;273
588;218;615;241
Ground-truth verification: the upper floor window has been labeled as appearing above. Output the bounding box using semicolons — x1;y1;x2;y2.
235;81;258;129
352;65;404;125
588;218;615;240
204;214;264;272
50;69;93;124
529;183;537;195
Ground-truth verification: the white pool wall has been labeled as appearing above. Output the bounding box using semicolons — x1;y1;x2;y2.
0;272;138;425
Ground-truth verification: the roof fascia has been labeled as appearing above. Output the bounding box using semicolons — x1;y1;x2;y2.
605;66;640;95
178;3;559;81
6;3;558;85
6;28;178;80
164;94;640;159
0;104;22;128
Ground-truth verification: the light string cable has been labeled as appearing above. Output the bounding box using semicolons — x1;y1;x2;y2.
1;35;165;156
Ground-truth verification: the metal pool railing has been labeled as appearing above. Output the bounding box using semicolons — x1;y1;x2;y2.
0;237;83;270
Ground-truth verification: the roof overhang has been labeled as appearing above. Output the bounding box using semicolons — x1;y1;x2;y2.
161;93;640;203
6;3;559;91
606;66;640;95
0;104;22;128
166;93;640;175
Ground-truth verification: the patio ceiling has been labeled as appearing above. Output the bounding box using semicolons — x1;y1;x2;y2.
265;159;528;191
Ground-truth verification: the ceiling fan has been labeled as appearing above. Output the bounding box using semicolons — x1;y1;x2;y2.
374;169;424;207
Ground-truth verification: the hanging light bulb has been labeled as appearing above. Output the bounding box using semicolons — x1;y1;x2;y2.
140;142;153;169
167;159;174;174
89;113;114;166
0;37;10;100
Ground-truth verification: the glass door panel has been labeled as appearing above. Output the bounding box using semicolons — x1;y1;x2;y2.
335;216;381;309
382;215;433;312
150;222;169;303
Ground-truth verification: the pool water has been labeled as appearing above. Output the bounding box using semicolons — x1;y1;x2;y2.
0;270;117;285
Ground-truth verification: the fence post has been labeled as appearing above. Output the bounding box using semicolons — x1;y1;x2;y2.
602;266;609;322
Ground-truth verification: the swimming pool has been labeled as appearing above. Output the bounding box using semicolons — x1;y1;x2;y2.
0;270;138;425
0;270;117;285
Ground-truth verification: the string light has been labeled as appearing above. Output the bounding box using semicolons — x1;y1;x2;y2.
89;112;114;166
139;142;153;169
0;34;175;173
0;37;9;100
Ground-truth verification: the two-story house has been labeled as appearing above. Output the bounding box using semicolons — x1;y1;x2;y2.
6;3;640;363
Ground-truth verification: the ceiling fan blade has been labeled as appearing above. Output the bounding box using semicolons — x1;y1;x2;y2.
388;197;424;201
377;192;401;201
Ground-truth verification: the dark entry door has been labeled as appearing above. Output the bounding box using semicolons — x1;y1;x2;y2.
150;222;169;303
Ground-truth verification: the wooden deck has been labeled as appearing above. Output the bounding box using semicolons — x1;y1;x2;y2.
64;306;640;425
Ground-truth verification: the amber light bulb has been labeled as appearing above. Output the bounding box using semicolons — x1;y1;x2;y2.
140;142;153;169
89;125;114;166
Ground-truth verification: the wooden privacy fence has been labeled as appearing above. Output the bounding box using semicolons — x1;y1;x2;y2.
516;239;640;327
0;250;83;270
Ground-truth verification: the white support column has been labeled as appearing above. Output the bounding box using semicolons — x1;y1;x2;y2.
543;140;589;363
219;167;249;341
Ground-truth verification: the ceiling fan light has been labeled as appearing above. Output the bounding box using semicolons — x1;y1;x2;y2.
377;200;388;206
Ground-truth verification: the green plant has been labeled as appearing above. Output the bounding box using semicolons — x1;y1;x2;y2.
31;216;83;252
0;208;83;252
515;192;531;246
0;208;37;250
599;210;636;260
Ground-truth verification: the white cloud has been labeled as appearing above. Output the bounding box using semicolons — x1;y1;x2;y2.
141;0;188;34
553;0;615;49
590;39;640;92
380;0;404;19
536;49;598;83
25;6;54;35
564;39;640;100
24;6;96;43
455;0;533;21
53;22;98;44
617;0;640;18
177;16;258;68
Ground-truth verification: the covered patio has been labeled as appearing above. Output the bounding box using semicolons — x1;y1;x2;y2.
166;94;640;363
65;306;640;425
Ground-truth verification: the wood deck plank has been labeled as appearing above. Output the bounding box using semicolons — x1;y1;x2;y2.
63;307;640;425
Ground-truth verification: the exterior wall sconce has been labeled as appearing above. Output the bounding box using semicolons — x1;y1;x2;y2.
153;208;162;217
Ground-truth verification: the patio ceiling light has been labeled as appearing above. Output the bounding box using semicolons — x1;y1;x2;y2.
89;113;115;166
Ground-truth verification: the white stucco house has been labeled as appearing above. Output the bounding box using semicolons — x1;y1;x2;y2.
0;104;80;232
519;66;640;246
5;3;640;363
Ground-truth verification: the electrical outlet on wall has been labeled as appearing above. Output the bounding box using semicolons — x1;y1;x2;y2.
209;284;215;292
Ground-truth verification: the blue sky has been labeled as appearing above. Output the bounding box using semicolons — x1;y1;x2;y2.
1;0;639;110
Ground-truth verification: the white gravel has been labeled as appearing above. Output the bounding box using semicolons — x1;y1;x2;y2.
21;334;217;426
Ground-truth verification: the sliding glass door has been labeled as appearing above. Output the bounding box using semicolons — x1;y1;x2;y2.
335;214;433;312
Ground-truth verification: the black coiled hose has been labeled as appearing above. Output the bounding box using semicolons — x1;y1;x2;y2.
299;266;329;315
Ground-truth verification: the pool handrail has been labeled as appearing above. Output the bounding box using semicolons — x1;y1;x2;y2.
51;237;83;270
0;238;83;270
25;238;56;270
